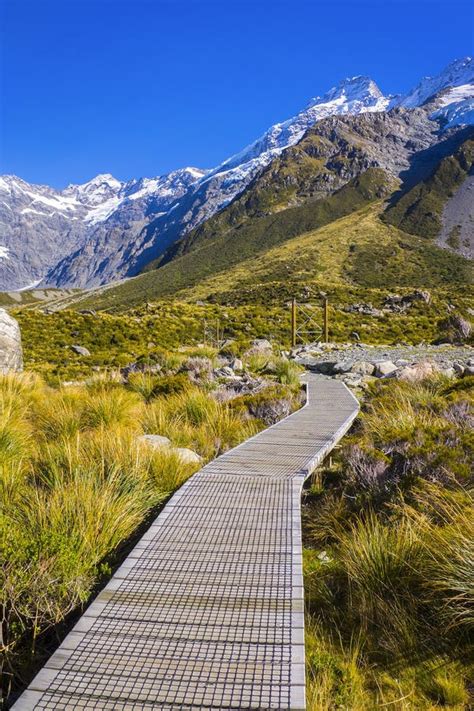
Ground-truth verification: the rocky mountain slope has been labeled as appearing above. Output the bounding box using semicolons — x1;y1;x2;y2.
0;169;206;290
2;57;473;291
384;136;474;257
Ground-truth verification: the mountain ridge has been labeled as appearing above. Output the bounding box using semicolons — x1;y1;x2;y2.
1;56;473;291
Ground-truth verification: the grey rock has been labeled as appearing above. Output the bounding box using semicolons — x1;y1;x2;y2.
332;361;354;374
231;358;243;371
464;366;474;377
374;361;398;377
70;344;91;357
215;366;235;377
250;338;273;353
351;360;375;376
453;362;465;375
397;361;438;382
0;309;23;373
335;373;362;387
312;361;338;375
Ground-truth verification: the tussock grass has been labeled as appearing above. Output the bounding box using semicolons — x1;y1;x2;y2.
304;375;474;707
1;370;287;703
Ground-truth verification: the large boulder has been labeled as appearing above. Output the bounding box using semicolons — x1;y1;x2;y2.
397;361;439;383
351;360;375;376
0;309;23;373
374;361;398;378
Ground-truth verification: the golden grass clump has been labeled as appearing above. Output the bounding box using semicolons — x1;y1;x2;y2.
1;370;280;702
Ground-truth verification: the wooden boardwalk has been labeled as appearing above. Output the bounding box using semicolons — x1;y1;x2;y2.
13;376;359;711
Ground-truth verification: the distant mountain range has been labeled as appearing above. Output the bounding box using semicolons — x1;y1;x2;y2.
0;56;473;292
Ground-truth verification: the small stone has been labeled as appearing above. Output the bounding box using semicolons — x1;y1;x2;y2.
139;434;171;449
374;361;398;378
174;447;203;465
463;366;474;377
71;344;91;357
350;331;361;342
252;338;272;351
317;551;331;563
453;362;465;375
231;358;243;371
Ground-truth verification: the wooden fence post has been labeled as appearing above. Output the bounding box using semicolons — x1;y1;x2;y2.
323;297;329;343
291;299;297;348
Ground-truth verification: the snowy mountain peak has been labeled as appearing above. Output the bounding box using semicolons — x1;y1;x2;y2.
309;75;385;108
63;173;123;207
396;56;474;108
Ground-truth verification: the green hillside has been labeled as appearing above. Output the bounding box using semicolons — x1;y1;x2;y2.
384;136;474;238
62;201;472;314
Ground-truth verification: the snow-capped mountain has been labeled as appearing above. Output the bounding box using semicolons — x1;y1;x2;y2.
204;76;391;186
2;56;473;291
394;56;473;108
0;168;206;289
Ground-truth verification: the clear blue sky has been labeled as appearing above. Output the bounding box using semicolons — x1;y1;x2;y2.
1;0;472;188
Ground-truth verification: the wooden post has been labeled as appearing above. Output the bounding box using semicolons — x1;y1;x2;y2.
291;299;297;348
323;297;329;343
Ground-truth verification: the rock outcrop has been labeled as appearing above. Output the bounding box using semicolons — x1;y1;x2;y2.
0;309;23;373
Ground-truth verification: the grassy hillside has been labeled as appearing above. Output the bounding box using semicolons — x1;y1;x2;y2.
0;287;79;309
175;204;472;304
54;202;472;317
384;136;474;238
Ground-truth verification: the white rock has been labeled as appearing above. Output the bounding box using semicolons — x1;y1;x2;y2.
0;309;23;373
71;344;91;356
139;434;172;449
397;361;438;382
175;447;203;465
